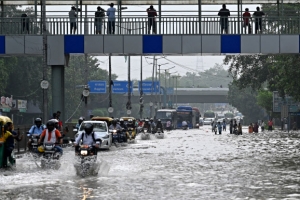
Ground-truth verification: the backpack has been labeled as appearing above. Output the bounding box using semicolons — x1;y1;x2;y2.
81;132;96;143
32;125;44;134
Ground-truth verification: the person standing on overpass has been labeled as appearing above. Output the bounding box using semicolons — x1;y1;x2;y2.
218;4;230;34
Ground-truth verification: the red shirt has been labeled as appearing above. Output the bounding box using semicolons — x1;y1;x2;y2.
243;12;251;24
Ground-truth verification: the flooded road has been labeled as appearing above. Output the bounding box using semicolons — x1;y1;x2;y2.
1;127;300;199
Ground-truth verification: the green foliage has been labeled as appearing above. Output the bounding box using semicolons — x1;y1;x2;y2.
257;90;273;114
228;82;264;123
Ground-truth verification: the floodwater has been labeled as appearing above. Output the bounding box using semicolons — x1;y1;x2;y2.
1;127;300;200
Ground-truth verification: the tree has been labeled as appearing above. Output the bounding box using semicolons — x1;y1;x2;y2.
228;82;265;124
257;90;273;114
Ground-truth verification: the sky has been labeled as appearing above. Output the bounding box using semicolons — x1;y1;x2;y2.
29;4;260;80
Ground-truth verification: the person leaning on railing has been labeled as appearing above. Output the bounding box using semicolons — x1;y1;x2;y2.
243;8;252;34
253;7;265;34
146;5;158;34
95;6;105;34
218;4;230;34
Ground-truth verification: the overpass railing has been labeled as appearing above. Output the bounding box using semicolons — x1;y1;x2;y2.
0;16;300;35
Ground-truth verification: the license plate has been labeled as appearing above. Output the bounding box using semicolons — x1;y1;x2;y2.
32;143;37;145
80;150;88;155
113;132;117;135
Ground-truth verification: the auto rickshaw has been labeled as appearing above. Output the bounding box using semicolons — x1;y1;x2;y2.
91;116;113;127
120;117;136;142
0;116;14;168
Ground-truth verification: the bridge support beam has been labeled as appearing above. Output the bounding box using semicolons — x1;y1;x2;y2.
51;65;65;123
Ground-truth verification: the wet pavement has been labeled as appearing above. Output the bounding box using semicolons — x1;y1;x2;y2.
1;126;300;199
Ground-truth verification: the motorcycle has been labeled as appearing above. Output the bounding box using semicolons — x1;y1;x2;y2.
40;142;61;169
27;133;40;153
111;129;120;144
126;127;136;143
155;128;164;139
182;125;189;130
119;128;128;143
74;144;99;177
140;128;150;140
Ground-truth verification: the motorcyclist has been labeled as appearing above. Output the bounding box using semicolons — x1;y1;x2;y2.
182;120;188;129
74;123;101;155
156;119;164;133
75;117;84;129
127;119;135;129
150;118;156;133
38;120;63;156
27;118;45;150
119;118;127;130
143;118;151;133
109;119;122;130
166;120;172;131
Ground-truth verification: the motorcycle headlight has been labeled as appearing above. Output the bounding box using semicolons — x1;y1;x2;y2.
80;150;88;155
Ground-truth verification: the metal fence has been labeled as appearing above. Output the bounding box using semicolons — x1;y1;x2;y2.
1;16;300;35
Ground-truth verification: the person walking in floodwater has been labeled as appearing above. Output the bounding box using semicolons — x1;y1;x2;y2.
268;119;273;131
253;122;259;133
248;123;253;133
218;4;230;34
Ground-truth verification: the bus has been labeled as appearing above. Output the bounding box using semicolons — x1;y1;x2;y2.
176;106;197;129
224;112;234;120
156;109;177;129
192;107;201;128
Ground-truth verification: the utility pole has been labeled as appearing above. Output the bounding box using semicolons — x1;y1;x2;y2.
108;54;112;117
150;56;155;118
140;56;143;119
42;0;48;123
127;56;131;116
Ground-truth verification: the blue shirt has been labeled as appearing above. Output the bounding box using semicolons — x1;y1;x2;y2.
28;125;45;135
107;7;116;21
217;124;222;131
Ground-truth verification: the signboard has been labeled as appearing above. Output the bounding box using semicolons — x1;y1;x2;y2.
17;100;27;112
1;95;13;112
112;81;133;94
273;91;299;113
138;81;160;94
166;87;174;95
88;81;106;94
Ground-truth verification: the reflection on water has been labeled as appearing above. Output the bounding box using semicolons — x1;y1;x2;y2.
1;128;300;199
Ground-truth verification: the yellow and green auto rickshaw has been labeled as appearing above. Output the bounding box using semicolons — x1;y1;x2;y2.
0;116;14;168
120;117;136;142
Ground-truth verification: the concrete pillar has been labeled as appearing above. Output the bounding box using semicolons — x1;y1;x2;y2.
51;65;65;123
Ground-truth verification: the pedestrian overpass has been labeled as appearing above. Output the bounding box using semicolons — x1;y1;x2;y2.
0;0;297;121
129;88;229;104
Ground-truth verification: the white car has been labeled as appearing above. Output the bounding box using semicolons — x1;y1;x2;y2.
203;118;214;125
76;120;112;150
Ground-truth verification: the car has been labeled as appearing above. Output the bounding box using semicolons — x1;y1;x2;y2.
203;118;213;125
75;120;112;150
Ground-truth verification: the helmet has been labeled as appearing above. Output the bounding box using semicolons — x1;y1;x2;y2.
112;119;117;125
158;119;161;122
78;117;84;123
35;118;42;123
84;123;93;134
46;120;55;130
38;146;45;153
120;118;124;122
150;118;153;121
128;119;133;124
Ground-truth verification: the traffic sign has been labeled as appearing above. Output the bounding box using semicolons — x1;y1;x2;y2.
273;91;299;113
166;87;174;95
138;81;160;94
112;81;133;94
88;81;106;93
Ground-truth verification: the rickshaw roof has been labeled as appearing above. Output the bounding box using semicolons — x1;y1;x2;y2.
120;117;136;121
91;116;113;122
0;116;12;124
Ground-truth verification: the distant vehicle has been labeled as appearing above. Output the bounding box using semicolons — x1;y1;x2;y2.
156;109;177;129
203;111;216;125
199;118;204;126
224;112;234;119
192;107;201;128
176;106;197;129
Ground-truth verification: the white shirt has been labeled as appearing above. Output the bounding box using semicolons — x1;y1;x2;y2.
74;132;100;146
107;7;116;21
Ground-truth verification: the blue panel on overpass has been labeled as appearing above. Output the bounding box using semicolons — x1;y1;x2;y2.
221;35;241;53
143;35;162;53
64;35;84;53
0;36;5;54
